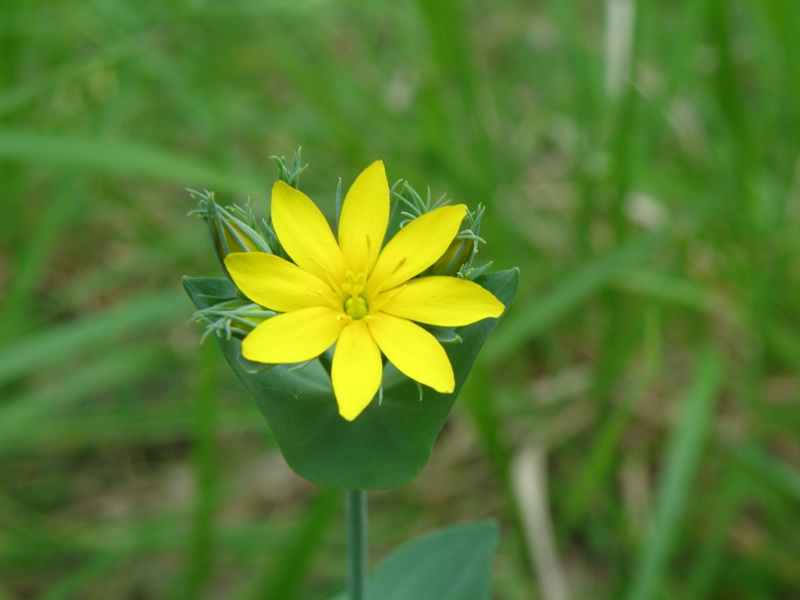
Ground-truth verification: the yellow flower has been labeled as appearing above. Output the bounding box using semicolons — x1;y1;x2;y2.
224;161;504;421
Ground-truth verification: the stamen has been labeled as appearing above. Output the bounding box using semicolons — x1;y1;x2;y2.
341;271;366;298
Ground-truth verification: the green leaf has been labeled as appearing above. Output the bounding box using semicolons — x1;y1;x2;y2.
328;521;498;600
368;521;498;600
183;269;518;489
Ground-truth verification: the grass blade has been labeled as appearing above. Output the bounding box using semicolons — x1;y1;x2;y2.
182;341;221;600
624;349;724;600
245;489;339;600
0;290;186;386
0;347;166;453
734;442;800;502
0;129;264;194
485;233;661;361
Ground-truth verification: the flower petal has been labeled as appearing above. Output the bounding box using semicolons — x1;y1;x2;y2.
379;276;505;326
368;204;467;293
225;252;339;312
367;313;454;393
271;180;346;285
338;160;390;277
241;307;346;364
332;320;382;421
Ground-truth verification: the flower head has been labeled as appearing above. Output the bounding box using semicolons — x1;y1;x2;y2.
224;161;504;421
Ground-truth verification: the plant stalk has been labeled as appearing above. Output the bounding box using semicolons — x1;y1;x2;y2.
346;490;368;600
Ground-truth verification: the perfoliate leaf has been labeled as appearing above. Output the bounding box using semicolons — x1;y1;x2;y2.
184;269;518;489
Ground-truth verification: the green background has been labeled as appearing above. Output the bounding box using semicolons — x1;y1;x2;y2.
2;0;799;598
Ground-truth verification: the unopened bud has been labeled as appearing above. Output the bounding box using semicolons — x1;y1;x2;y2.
428;231;475;276
428;204;486;277
191;190;272;275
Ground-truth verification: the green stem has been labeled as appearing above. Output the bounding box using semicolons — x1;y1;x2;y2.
346;490;368;600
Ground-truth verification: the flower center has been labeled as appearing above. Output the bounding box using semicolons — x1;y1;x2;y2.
342;271;369;320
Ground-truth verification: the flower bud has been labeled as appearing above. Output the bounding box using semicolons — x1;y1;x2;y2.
191;190;272;275
428;231;476;276
427;204;486;277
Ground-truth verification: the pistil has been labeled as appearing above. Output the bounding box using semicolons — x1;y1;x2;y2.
342;271;369;319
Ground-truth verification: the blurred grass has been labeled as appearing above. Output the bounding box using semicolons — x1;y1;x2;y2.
2;0;800;598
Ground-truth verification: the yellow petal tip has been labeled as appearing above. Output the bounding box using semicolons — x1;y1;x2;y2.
490;298;505;317
338;399;370;421
339;408;360;422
